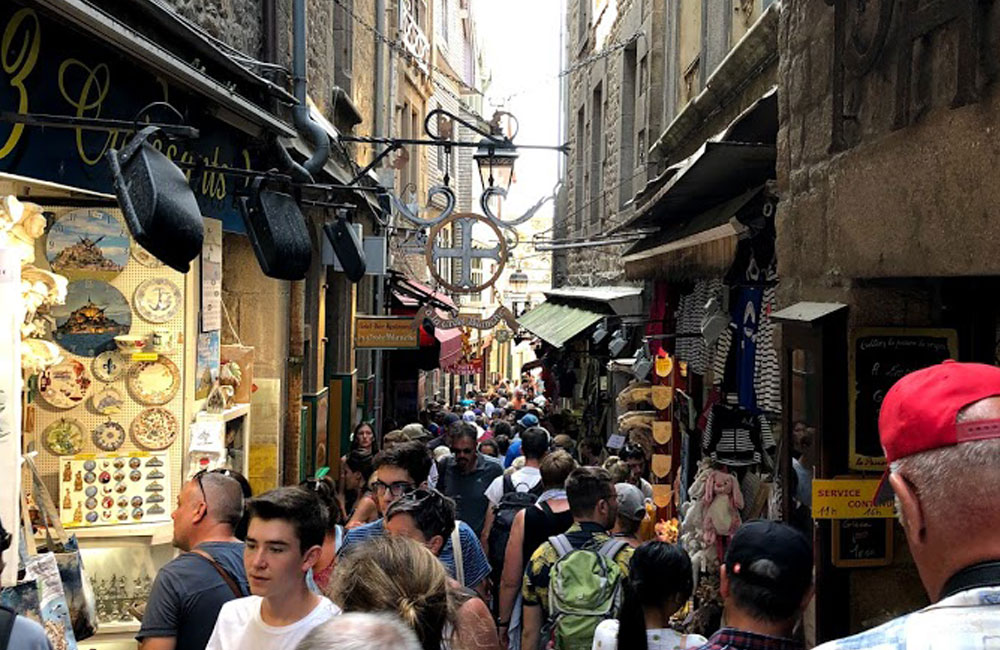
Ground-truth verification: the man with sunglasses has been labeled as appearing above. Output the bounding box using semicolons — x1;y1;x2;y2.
0;515;53;650
436;423;503;538
339;441;492;596
138;470;249;650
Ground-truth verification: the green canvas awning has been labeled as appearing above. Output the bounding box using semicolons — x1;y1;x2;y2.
517;301;605;348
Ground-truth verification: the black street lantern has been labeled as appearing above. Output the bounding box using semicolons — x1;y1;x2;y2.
474;135;518;191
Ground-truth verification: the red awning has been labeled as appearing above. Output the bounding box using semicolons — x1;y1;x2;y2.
438;326;463;369
391;277;456;311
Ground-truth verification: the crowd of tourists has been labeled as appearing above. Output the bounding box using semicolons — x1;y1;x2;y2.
5;362;1000;650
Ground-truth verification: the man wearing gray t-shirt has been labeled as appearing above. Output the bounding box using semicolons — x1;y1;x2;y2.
0;516;52;650
138;471;249;650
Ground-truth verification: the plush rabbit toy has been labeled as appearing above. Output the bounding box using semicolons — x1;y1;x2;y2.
702;468;744;559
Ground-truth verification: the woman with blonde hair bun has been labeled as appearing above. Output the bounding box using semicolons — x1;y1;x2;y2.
328;535;452;650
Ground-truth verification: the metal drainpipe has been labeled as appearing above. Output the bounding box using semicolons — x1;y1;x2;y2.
262;0;277;63
371;0;387;439
277;0;333;182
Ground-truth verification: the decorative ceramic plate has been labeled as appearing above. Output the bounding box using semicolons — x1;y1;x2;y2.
92;421;126;452
45;209;129;281
92;351;125;382
127;357;180;405
134;278;182;323
91;387;124;415
51;280;132;357
44;418;85;455
131;408;178;451
131;244;163;269
39;359;92;409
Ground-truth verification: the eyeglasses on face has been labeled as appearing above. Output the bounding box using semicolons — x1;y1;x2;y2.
373;480;416;497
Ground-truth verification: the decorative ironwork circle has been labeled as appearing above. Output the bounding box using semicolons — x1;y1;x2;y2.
425;212;507;294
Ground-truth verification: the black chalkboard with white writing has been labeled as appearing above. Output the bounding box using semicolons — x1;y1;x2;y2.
833;518;893;568
849;329;957;470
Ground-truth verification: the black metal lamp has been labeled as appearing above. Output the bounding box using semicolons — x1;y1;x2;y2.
509;269;529;294
474;135;518;190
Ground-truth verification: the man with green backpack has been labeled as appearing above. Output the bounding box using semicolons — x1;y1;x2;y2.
521;467;634;650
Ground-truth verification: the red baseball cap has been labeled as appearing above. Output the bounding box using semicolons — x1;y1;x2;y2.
873;360;1000;505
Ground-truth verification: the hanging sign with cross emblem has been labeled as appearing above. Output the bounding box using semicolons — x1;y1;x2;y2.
425;213;507;294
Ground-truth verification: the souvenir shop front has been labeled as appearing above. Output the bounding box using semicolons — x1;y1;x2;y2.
0;3;294;648
610;90;784;631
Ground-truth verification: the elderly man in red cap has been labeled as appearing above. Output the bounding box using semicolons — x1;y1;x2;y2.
816;360;1000;650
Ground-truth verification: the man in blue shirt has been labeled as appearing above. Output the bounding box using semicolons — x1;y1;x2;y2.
340;441;491;597
138;470;249;650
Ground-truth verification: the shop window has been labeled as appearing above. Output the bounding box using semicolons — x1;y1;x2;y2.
619;45;637;209
590;83;603;225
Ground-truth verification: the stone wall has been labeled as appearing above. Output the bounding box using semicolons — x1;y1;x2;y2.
161;0;264;56
777;0;1000;634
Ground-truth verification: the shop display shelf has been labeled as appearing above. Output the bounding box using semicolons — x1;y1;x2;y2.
95;620;141;635
221;403;251;422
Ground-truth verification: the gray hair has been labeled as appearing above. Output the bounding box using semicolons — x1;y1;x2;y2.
295;613;421;650
891;438;1000;522
200;472;244;529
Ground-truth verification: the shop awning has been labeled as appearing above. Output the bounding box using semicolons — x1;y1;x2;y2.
437;326;463;369
617;141;775;233
517;302;606;348
390;275;457;312
616;88;778;235
622;186;760;280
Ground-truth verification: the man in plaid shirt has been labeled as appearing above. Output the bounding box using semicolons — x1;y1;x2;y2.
695;521;812;650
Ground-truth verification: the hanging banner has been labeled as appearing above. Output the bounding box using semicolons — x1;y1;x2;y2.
416;305;518;331
448;358;483;375
355;317;419;349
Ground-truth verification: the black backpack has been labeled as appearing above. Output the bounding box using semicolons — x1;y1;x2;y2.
487;475;544;599
0;605;16;650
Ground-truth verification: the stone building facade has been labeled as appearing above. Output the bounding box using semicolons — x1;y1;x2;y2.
776;0;1000;639
555;0;778;288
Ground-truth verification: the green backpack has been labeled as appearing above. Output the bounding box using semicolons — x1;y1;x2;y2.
542;534;628;650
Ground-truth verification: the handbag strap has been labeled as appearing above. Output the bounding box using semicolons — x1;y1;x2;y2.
190;548;245;598
450;522;465;587
23;455;68;549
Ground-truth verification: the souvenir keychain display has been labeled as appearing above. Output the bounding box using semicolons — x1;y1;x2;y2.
58;453;170;527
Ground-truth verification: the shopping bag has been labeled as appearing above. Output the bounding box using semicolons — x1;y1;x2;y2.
0;493;78;650
25;455;98;641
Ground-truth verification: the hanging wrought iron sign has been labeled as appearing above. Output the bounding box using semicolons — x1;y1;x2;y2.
415;304;519;332
339;108;567;294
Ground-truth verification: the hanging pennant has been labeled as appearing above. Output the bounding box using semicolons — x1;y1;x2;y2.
652;385;673;410
653;421;673;445
652;484;673;508
655;352;674;378
651;454;673;478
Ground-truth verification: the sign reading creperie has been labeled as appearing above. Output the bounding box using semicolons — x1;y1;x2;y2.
355;317;419;349
811;479;894;519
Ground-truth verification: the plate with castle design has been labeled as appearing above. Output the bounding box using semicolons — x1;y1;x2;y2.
45;209;130;281
51;280;132;357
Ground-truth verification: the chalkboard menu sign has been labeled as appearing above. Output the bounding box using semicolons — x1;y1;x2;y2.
849;328;957;470
832;518;893;568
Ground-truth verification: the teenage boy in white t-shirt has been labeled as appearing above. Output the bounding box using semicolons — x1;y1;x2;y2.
206;487;340;650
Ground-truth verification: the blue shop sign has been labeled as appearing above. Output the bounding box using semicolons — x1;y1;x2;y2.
0;4;272;232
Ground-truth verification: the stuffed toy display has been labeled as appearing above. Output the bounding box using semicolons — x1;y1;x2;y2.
702;467;744;559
